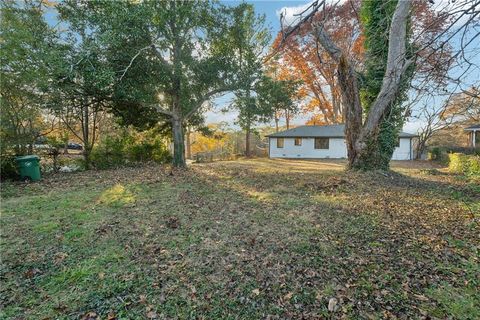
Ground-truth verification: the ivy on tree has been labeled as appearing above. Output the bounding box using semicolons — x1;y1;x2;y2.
358;0;415;170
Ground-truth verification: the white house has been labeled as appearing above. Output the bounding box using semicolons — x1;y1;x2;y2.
465;124;480;148
267;124;416;160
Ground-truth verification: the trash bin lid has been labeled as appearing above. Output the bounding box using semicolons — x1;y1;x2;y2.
15;155;40;162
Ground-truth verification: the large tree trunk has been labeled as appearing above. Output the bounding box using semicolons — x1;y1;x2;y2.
336;56;363;168
349;0;411;170
313;0;412;170
348;114;404;171
172;115;186;167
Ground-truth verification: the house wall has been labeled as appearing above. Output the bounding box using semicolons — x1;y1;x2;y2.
391;138;412;160
269;137;412;160
269;137;347;159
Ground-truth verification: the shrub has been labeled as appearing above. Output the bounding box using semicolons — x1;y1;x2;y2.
448;153;480;176
90;129;171;169
91;135;125;169
0;155;19;180
428;147;449;164
466;155;480;175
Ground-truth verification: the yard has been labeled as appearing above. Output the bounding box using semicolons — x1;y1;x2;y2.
1;159;479;319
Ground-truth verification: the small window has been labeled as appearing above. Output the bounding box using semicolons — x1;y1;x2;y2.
277;138;284;148
294;138;302;146
314;138;329;149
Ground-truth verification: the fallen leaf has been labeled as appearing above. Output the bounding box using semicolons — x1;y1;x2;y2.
284;292;294;301
328;297;338;312
166;216;180;229
24;268;41;279
252;288;260;296
54;252;68;264
81;311;98;320
413;293;429;301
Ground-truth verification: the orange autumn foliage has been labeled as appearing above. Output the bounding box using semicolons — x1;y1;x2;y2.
272;0;452;126
190;125;230;155
273;0;364;125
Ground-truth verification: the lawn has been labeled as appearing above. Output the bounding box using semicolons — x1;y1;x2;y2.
1;159;479;319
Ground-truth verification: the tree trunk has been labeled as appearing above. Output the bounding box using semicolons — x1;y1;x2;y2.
285;109;290;129
416;140;426;160
186;126;192;160
245;124;251;157
275;113;279;132
349;129;392;170
83;148;91;170
336;55;363;169
415;132;431;160
83;104;90;170
312;0;411;171
236;132;240;154
172;116;186;167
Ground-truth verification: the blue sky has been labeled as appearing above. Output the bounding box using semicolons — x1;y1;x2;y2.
222;0;303;32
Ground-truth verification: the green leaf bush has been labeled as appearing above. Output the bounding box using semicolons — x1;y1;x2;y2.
91;130;171;169
448;153;480;176
428;147;449;164
0;155;19;180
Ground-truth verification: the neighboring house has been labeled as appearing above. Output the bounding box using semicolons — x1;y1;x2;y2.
464;124;480;148
266;124;416;160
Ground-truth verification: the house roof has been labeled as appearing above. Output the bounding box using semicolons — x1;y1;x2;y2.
266;124;417;138
464;124;480;130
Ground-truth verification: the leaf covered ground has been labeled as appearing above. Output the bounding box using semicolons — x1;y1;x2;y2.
1;159;479;319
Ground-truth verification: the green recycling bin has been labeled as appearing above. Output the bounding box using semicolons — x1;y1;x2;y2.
15;155;41;181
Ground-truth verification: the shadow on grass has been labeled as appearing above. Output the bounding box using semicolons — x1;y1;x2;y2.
1;161;478;319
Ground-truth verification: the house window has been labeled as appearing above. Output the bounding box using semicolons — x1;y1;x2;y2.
314;138;329;149
294;138;302;146
277;138;284;148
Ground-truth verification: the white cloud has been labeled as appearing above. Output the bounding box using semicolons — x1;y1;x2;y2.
276;1;316;26
276;0;347;27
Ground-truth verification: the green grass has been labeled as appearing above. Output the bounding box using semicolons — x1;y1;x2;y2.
427;283;480;319
1;159;479;319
